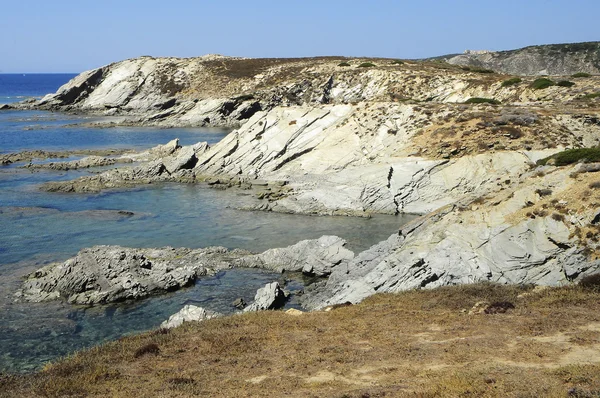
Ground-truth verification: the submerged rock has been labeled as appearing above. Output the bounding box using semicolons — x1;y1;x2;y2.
243;282;287;312
160;305;221;329
17;245;250;305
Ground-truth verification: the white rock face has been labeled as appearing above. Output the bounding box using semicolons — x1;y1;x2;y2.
161;305;221;329
301;167;600;309
237;236;354;276
193;103;559;215
244;282;287;312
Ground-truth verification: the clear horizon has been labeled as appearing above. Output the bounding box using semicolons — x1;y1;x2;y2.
1;0;598;73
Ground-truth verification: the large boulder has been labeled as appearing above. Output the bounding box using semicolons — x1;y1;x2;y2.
236;236;354;276
160;305;221;329
243;282;287;312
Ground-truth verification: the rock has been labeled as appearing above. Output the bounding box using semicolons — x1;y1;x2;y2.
232;298;247;309
243;282;287;312
300;167;600;310
285;308;303;316
26;155;119;170
160;305;221;329
0;104;12;110
150;138;180;158
163;145;198;174
468;301;490;315
236;236;354;277
17;245;249;305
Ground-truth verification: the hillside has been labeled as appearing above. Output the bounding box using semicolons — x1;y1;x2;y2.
3;284;600;397
441;41;600;76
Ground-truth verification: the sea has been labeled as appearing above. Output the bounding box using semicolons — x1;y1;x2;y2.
0;74;416;373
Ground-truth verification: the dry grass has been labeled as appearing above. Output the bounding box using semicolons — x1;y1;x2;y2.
3;284;600;397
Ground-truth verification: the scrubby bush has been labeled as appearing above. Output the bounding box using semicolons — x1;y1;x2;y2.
484;301;515;314
338;62;351;67
358;62;376;68
579;273;600;290
582;92;600;100
464;97;501;105
501;77;522;87
531;78;555;90
572;72;592;78
391;60;404;65
535;188;553;197
557;80;576;87
537;147;600;166
134;343;160;358
461;66;495;74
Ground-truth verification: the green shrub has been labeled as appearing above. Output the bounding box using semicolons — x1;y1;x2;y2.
557;80;575;87
461;66;495;74
501;77;522;87
582;92;600;100
536;147;600;166
338;62;351;67
391;60;404;65
530;78;555;90
464;97;501;105
572;72;592;78
358;62;376;68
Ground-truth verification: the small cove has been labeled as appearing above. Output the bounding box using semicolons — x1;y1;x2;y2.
0;81;417;373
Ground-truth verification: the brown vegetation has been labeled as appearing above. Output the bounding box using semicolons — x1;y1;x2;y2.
3;283;600;397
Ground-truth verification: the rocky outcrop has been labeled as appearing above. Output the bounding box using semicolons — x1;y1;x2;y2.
236;236;354;276
443;42;600;75
301;165;600;309
0;148;133;167
17;245;251;305
39;140;208;193
243;282;287;312
160;305;221;329
25;155;128;170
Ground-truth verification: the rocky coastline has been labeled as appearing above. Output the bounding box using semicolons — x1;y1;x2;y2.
4;53;600;320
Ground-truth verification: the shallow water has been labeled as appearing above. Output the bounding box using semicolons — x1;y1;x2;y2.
0;77;417;373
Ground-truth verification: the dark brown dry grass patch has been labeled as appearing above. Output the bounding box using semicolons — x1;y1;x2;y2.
4;284;600;397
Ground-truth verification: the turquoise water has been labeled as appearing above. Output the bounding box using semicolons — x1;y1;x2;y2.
0;75;416;373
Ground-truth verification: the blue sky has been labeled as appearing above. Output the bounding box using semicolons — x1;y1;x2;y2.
1;0;598;73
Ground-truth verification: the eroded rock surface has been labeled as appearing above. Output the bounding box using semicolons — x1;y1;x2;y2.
17;245;251;305
236;236;354;276
243;282;287;312
160;305;221;329
301;165;600;309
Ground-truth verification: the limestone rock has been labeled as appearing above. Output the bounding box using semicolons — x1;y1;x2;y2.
18;245;248;305
236;236;354;276
232;298;247;309
301;167;600;310
160;305;221;329
163;145;198;174
243;282;287;312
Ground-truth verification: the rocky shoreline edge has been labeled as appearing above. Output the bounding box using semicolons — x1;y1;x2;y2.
2;54;600;382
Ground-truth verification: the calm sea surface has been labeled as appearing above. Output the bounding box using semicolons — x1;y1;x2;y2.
0;74;416;373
